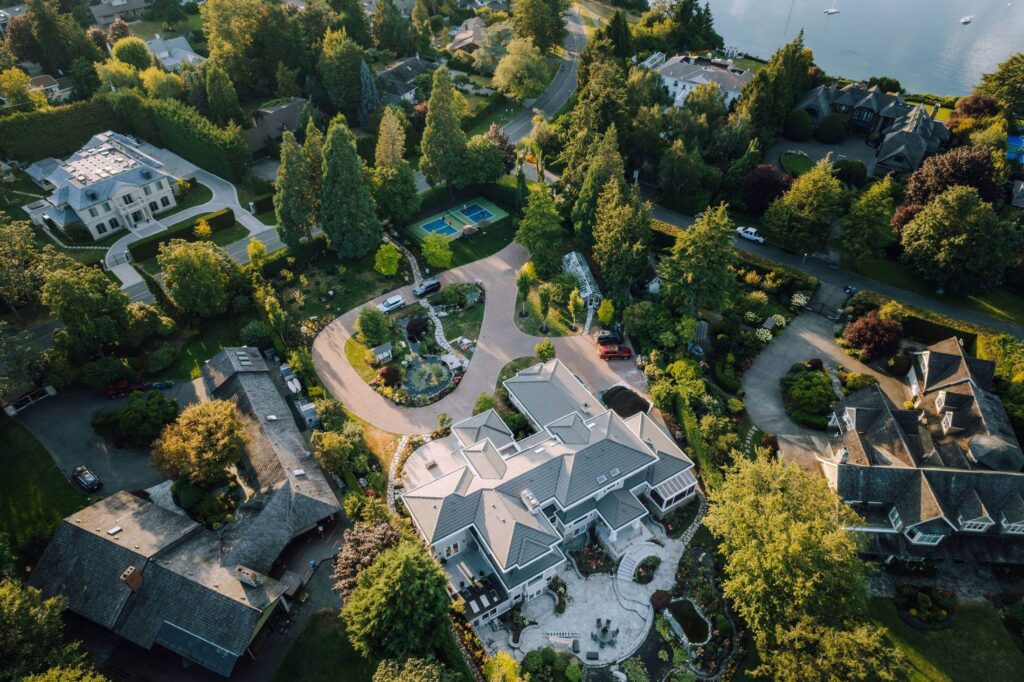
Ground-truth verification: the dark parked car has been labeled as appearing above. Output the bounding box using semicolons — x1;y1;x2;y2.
413;277;441;297
597;329;624;346
71;465;102;492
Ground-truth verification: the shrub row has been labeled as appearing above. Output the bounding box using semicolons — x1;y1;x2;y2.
252;193;274;214
735;251;820;292
128;208;235;261
0;93;250;181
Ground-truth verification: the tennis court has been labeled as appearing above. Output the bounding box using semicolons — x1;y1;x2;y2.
407;197;508;242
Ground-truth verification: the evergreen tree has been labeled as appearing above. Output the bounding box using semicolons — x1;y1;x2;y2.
735;32;813;137
839;176;896;265
303;119;325;219
333;0;372;46
275;61;301;99
515;164;529;214
602;10;632;60
372;162;420;224
275;132;314;248
977;52;1024;119
658;139;720;198
515;185;564;277
420;67;467;190
320;28;364;119
205;63;243;126
375;106;407;167
592;181;651;297
657;203;735;314
372;0;412;54
357;59;382;126
320;115;382;257
342;542;451;660
571;125;624;248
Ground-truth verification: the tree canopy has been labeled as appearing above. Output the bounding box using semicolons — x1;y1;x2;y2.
515;185;565;277
320;115;381;257
493;38;549;101
151;400;248;485
157;239;240;318
762;157;843;252
657;203;735;314
420;68;467;189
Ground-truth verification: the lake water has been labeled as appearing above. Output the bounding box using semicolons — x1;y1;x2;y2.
703;0;1024;95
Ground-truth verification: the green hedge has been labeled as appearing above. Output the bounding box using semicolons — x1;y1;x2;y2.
789;409;830;429
902;315;978;354
129;208;235;261
735;251;820;292
252;193;274;214
0;99;123;160
714;359;742;393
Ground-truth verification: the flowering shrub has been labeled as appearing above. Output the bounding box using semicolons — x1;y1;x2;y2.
754;328;773;344
791;291;809;307
743;311;760;324
769;313;787;328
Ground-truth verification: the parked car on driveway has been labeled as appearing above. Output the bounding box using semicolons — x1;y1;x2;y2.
104;379;151;399
71;465;102;492
376;294;406;313
597;328;623;346
413;278;441;298
599;345;633;361
735;226;766;244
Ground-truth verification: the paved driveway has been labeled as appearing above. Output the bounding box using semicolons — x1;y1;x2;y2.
18;390;164;494
741;313;908;437
312;242;643;434
765;137;878;175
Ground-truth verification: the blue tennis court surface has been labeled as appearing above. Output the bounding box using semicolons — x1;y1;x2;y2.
421;218;460;236
460;203;494;222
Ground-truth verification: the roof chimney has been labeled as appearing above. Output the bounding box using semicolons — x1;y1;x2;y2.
120;565;142;592
235;565;263;588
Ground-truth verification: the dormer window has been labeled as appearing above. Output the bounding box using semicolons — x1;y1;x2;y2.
941;411;953;434
936;391;946;412
843;412;854;432
961;519;991;532
888;507;902;530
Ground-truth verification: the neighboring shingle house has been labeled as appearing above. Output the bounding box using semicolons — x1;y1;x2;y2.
793;82;949;174
447;16;486;53
244;97;307;155
795;338;1024;565
0;3;27;37
89;0;151;26
376;56;436;103
402;360;698;627
27;74;73;103
31;348;340;677
652;54;752;107
146;35;205;72
23;131;177;240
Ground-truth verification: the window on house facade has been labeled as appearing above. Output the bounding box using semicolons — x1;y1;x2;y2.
95;222;106;234
906;527;943;545
161;196;170;207
123;194;134;205
443;542;460;557
149;202;158;212
102;202;111;212
156;180;163;190
962;520;990;532
144;185;151;196
109;217;119;229
88;207;97;218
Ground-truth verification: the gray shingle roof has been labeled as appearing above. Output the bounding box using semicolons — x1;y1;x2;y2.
453;409;514;450
595;489;646;530
503;359;601;429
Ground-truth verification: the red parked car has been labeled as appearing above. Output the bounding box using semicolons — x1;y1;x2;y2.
599;345;633;361
104;379;151;399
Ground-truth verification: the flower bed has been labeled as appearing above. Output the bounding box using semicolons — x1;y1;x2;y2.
548;576;568;614
672;549;738;675
569;532;617;576
895;584;956;630
634;556;662;584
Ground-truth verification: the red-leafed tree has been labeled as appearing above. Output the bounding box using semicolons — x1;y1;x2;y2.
844;311;903;360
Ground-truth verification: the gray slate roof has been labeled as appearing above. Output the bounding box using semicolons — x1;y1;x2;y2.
504;359;601;429
596;489;647;530
453;408;514;450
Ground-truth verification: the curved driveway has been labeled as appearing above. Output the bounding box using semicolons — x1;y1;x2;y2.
311;242;644;434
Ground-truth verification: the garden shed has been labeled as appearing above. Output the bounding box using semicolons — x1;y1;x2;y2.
372;342;394;363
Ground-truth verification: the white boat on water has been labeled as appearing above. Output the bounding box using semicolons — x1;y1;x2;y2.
824;8;840;15
960;15;974;24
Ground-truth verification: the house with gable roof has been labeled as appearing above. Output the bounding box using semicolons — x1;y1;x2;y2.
401;360;697;627
788;338;1024;565
30;348;340;677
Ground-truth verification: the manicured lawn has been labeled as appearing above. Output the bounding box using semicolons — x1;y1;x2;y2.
161;314;251;380
0;416;90;561
280;250;408;320
153;182;214;220
780;152;813;176
438;301;484;343
869;598;1024;682
129;14;203;40
344;336;379;385
0;171;44;220
906;101;953;122
468;101;520;136
272;611;377;682
514;286;575;337
854;257;1024;326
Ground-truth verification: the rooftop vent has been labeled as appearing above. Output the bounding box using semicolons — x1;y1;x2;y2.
266;415;278;421
293;468;306;477
106;526;123;536
520;489;540;513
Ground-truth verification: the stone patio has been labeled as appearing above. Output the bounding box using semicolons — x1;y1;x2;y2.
490;504;704;667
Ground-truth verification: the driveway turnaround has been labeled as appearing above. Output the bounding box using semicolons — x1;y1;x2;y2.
741;313;908;436
312;242;645;435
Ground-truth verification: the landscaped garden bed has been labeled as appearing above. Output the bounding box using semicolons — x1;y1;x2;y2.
634;556;662;584
895;584;956;630
779;359;838;430
568;528;617;576
671;548;740;676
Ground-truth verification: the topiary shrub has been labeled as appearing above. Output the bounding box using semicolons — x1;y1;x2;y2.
179;483;201;510
145;342;178;375
815;113;847;143
378;365;401;387
784;109;813;141
240;319;273;347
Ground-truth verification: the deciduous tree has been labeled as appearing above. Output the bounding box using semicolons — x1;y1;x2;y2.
311;421;367;475
902;145;1002;205
0;67;46;112
422;234;453;270
373;242;402;276
976;51;1024;118
41;264;131;361
0;577;84;680
356;307;396;346
493;37;548;100
371;162;420;224
151;400;247;485
111;36;151;70
157;239;240;318
839;175;895;264
901;185;1018;294
761;157;842;252
843;311;903;360
373;658;448;682
510;0;565;53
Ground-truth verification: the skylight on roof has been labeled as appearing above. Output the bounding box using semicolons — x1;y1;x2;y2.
610;468;620;477
596;475;607;484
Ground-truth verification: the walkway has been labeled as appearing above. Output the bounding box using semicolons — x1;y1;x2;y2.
311;242;643;434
